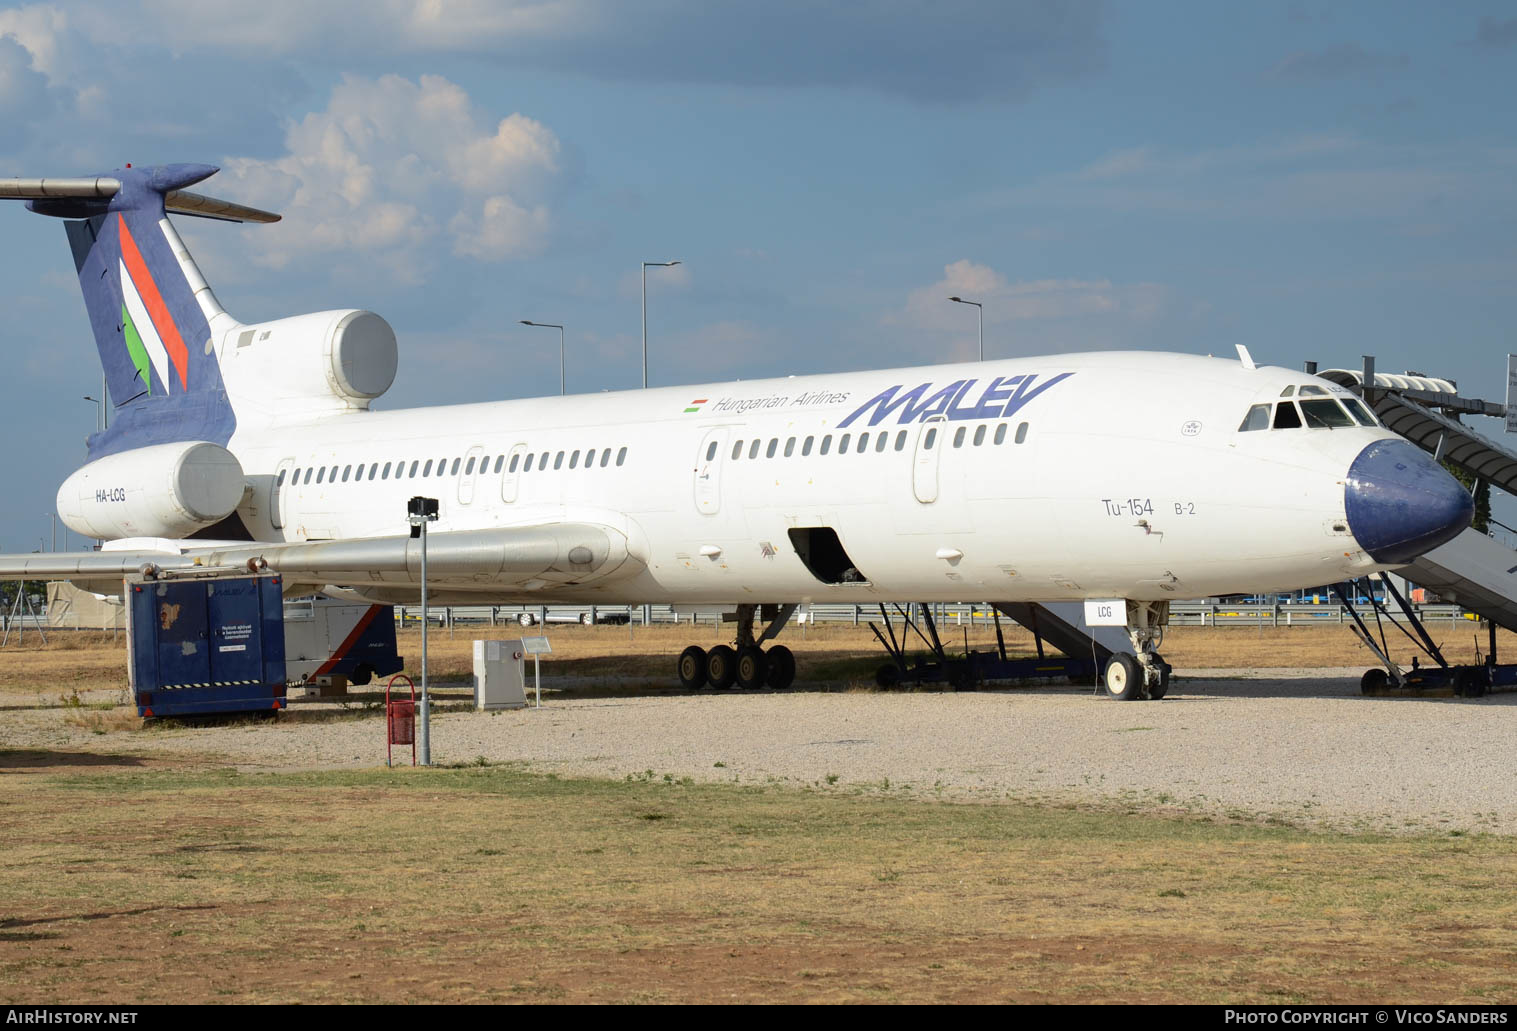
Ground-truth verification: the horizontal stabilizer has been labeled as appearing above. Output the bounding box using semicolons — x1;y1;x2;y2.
164;189;280;224
1;167;280;222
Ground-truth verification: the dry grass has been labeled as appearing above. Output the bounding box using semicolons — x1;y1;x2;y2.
2;620;1510;702
1;762;1513;1005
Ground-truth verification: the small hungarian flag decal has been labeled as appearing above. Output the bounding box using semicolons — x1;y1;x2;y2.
684;398;707;413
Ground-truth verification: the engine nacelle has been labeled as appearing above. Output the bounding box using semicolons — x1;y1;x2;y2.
218;309;398;415
58;441;246;540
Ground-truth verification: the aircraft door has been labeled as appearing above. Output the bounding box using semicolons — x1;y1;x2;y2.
694;427;730;515
271;457;295;530
457;446;484;505
912;416;945;504
501;443;528;503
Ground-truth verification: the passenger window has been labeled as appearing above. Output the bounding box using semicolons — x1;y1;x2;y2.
1301;399;1354;428
509;455;520;473
993;423;1007;445
802;436;814;456
450;458;461;475
1273;402;1303;429
1238;404;1271;432
953;427;966;448
601;449;611;468
423;460;433;476
821;435;832;455
585;449;596;467
767;438;778;458
331;465;339;482
554;452;564;469
616;447;627;466
732;440;743;460
342;465;351;482
493;455;503;473
874;432;888;453
382;462;391;479
784;437;795;457
856;432;869;454
924;428;937;450
316;467;326;484
838;433;850;453
303;468;312;485
1015;422;1028;444
748;439;760;460
706;442;718;462
524;454;534;472
480;455;490;472
895;430;907;451
408;461;419;478
465;457;476;475
369;463;379;480
277;469;287;486
570;450;581;469
973;425;986;446
538;452;549;469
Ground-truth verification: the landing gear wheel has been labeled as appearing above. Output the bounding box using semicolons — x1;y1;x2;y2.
1147;661;1172;700
1360;668;1389;695
581;612;595;626
1454;668;1486;698
678;646;708;690
875;664;899;689
1103;653;1144;701
735;645;769;690
518;612;535;626
349;664;374;687
706;645;738;690
765;645;796;690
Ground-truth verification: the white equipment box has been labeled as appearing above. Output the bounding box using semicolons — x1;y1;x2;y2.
474;639;527;710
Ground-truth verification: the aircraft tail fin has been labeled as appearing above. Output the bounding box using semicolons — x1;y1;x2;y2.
2;164;279;459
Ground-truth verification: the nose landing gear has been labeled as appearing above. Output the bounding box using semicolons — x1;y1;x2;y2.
1102;600;1172;701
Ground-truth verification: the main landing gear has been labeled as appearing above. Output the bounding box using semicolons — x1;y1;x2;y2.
676;603;798;691
1101;600;1172;701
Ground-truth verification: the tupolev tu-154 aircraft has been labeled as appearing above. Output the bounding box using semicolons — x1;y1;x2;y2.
0;163;1474;699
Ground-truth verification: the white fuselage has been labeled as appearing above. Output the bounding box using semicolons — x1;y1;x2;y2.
222;351;1392;605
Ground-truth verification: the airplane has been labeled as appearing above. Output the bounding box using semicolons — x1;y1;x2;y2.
0;163;1475;700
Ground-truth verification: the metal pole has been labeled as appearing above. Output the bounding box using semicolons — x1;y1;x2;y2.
949;297;983;362
558;325;564;396
419;519;430;766
641;263;647;390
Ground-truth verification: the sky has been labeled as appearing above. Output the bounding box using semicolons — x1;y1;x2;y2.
0;0;1514;551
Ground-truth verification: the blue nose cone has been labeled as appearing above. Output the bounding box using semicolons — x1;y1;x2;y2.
1345;440;1473;564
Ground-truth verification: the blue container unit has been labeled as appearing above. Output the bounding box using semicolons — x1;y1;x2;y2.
129;575;287;718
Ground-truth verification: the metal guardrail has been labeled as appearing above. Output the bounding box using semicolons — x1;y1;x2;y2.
389;601;1483;630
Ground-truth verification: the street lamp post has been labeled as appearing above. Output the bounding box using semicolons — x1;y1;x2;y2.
83;395;100;434
642;260;681;389
519;321;566;395
407;496;439;766
948;296;983;362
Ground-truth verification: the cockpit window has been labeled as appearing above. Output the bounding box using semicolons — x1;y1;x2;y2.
1343;398;1378;427
1298;385;1328;396
1239;404;1271;432
1279;386;1295;397
1301;399;1354;428
1273;401;1303;429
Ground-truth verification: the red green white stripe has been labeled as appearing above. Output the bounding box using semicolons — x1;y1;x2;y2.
117;214;188;394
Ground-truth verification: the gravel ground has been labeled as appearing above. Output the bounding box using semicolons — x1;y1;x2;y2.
7;668;1516;835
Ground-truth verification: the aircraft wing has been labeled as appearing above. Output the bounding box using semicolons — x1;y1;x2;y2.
0;524;643;595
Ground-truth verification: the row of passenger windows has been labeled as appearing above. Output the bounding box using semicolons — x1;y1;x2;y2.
1237;385;1379;433
277;446;629;486
709;421;1031;462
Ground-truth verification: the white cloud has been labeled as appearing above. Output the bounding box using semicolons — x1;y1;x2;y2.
0;4;68;77
895;259;1167;332
212;73;563;271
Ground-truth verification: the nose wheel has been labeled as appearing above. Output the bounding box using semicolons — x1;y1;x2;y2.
1102;600;1172;701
